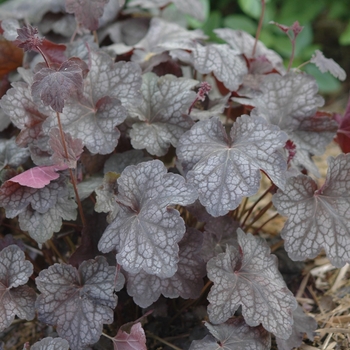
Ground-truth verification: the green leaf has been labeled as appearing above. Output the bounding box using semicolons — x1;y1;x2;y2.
278;0;326;24
340;22;350;45
223;15;257;35
201;11;223;42
237;0;261;19
186;0;210;28
304;64;341;93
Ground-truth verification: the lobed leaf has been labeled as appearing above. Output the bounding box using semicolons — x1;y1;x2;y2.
128;72;197;156
0;81;52;147
31;58;88;113
7;164;68;189
0;245;36;332
35;256;118;350
132;18;207;65
104;150;152;174
127;0;206;21
207;229;297;338
126;228;205;307
310;50;346;81
113;322;147;350
276;305;317;350
189;318;271;350
65;0;109;31
18;195;77;244
214;28;285;74
98;160;198;278
0;137;29;171
233;72;337;176
49;128;83;168
42;49;142;154
30;337;69;350
272;153;350;267
177;116;287;216
192;44;247;92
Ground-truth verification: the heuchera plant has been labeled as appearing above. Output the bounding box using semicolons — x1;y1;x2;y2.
0;0;348;349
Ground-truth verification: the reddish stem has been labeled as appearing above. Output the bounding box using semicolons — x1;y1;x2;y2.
55;111;86;227
252;0;266;57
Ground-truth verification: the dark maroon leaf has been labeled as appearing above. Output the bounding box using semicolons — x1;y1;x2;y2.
334;94;350;153
31;57;88;112
16;24;43;52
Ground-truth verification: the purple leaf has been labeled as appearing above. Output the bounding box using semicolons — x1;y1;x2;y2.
31;57;88;113
0;137;29;170
192;43;247;92
0;0;66;24
35;256;118;350
65;0;109;31
30;337;69;350
233;72;337;176
0;234;26;252
8;164;68;189
207;229;297;338
0;245;36;332
15;24;43;52
42;49;142;154
18;195;77;245
214;28;285;74
69;213;115;268
128;0;206;21
189;318;271;350
334;94;350;153
177;116;287;217
276;305;317;350
104;150;152;174
94;172;120;222
0;81;52;147
131;18;207;66
128;72;197;156
49;128;84;168
190;93;230;121
310;49;346;81
200;216;240;262
126;228;205;307
98;160;198;278
113;322;147;350
272;153;350;268
0;177;77;244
